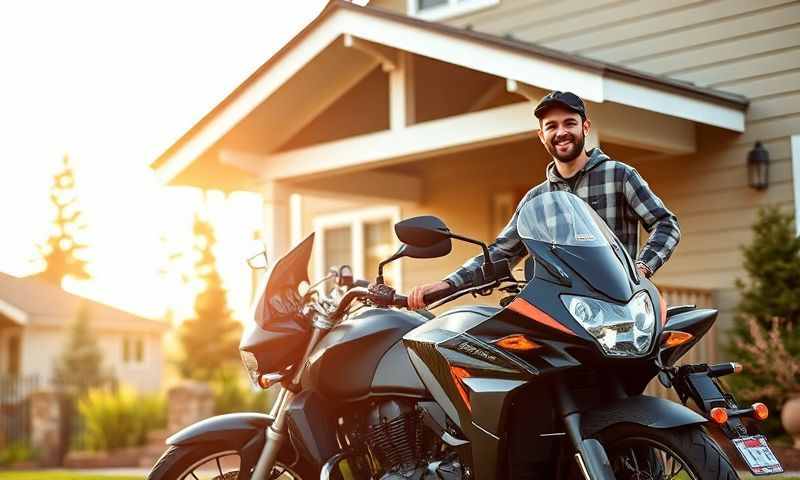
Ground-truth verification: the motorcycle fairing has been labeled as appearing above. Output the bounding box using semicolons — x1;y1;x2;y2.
302;308;428;400
661;308;718;367
286;390;340;470
241;234;315;375
404;305;533;479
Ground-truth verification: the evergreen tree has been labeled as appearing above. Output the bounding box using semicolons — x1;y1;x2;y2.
177;215;242;381
728;206;800;435
733;206;800;328
53;302;112;395
37;154;90;286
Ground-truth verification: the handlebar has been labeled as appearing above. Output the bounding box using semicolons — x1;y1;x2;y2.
327;260;515;321
328;281;463;321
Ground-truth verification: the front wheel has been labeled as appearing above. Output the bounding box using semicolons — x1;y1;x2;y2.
594;424;739;480
147;441;318;480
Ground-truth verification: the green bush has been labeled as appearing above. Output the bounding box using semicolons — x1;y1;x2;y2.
0;441;36;466
727;206;800;441
211;369;272;415
78;386;166;451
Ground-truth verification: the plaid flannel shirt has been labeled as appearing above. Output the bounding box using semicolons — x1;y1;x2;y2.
445;148;681;288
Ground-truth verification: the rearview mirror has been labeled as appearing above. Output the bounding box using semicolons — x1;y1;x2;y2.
377;239;452;284
394;216;451;247
404;239;452;259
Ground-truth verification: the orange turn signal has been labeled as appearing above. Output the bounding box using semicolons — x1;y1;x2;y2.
494;334;540;351
710;407;729;424
661;330;694;348
733;362;743;374
752;402;769;421
449;366;473;412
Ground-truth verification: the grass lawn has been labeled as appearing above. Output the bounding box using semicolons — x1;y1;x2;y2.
0;472;141;480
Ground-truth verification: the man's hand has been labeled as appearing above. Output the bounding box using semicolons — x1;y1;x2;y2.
408;281;450;310
636;262;652;279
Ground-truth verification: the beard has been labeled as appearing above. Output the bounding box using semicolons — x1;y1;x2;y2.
546;130;585;163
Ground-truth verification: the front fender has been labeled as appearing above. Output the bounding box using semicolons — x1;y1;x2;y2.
167;412;273;448
581;395;706;437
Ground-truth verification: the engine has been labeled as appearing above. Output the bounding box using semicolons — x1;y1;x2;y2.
346;399;466;480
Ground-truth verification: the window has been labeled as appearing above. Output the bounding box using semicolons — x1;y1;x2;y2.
313;207;402;288
8;335;20;376
793;135;800;237
323;226;353;271
408;0;500;21
135;338;144;363
123;337;145;364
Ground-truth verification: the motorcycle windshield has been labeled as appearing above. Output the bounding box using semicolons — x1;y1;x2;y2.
255;233;314;328
517;191;636;302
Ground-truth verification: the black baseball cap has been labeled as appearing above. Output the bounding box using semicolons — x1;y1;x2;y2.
534;91;587;120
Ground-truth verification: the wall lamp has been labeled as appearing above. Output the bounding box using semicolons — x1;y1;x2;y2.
747;141;770;190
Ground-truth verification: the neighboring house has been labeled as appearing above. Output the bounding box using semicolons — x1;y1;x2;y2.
0;273;168;392
150;0;800;361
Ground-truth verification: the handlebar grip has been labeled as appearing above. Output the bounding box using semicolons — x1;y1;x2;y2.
422;284;457;306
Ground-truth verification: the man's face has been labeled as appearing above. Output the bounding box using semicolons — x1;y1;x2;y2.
537;107;591;163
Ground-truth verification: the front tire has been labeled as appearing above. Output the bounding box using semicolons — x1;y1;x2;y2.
147;441;318;480
595;424;739;480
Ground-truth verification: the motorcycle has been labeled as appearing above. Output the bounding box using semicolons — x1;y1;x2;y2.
148;190;783;479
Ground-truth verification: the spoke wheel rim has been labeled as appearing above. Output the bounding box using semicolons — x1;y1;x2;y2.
606;436;700;480
177;450;300;480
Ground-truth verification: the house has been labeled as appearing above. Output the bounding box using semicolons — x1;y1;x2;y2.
150;0;800;361
0;272;168;392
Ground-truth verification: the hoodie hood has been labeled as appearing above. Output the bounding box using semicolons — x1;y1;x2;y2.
545;147;610;185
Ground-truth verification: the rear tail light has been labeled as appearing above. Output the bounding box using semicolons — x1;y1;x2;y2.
710;407;728;424
752;402;769;421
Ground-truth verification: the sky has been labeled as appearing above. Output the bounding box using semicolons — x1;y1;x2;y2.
0;0;329;321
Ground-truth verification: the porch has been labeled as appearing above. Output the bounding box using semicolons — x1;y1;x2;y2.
0;308;24;379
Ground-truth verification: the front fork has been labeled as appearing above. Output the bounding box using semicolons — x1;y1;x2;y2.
251;324;327;479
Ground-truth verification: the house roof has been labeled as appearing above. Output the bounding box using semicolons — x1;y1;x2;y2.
0;272;169;334
151;0;749;176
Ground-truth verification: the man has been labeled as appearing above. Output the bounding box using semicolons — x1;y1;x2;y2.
408;91;680;309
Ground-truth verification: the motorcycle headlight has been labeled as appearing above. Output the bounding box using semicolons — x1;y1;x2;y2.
561;291;655;357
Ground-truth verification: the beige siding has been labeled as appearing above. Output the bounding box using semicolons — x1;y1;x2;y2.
368;0;407;13
19;325;163;392
436;0;800;339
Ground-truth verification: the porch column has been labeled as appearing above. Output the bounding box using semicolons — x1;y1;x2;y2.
262;180;292;265
586;128;600;150
389;51;415;130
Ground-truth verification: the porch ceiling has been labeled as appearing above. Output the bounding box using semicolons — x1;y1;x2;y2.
0;299;27;327
151;0;748;191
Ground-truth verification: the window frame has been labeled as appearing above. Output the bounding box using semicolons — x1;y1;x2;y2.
7;334;20;376
313;206;403;288
792;135;800;237
407;0;500;22
122;336;145;365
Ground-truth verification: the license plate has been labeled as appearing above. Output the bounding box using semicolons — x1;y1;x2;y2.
732;435;784;475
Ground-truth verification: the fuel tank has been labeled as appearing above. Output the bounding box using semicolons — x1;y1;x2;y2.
302;308;429;400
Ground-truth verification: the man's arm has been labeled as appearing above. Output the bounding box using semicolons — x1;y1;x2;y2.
443;196;530;288
623;167;681;275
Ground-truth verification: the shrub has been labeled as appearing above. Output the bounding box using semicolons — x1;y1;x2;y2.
211;369;272;415
78;386;165;451
735;317;800;403
727;206;800;440
0;442;36;466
